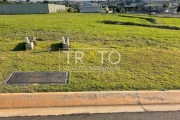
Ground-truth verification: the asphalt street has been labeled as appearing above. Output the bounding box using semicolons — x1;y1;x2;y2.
157;13;180;18
1;111;180;120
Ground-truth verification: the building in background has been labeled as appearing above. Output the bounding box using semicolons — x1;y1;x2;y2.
143;0;170;4
0;4;65;14
124;3;137;11
80;2;102;13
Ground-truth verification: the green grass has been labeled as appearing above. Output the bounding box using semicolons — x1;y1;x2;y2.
0;13;180;93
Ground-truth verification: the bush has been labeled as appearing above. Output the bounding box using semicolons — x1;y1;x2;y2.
0;0;9;4
67;8;72;13
77;7;81;13
67;8;79;13
116;7;125;13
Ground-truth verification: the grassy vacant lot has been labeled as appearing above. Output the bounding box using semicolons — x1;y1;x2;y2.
0;13;180;93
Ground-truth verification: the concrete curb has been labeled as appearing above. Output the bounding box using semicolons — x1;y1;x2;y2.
0;91;180;109
2;104;180;117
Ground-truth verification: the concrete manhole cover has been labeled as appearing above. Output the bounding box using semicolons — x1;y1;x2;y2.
3;72;68;85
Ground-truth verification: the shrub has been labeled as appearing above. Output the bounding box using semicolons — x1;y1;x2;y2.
67;8;72;13
116;7;125;13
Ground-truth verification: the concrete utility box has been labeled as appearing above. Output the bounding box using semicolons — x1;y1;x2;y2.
25;36;35;50
25;42;34;50
29;36;37;46
62;37;69;50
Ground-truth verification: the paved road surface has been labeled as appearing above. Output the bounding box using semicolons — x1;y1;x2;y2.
1;111;180;120
157;13;180;18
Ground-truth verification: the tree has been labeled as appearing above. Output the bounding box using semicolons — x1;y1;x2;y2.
67;8;72;13
116;7;120;13
116;7;125;13
2;0;8;3
43;0;49;4
177;4;180;12
77;6;81;13
163;3;169;9
135;5;140;11
120;7;125;13
26;0;30;2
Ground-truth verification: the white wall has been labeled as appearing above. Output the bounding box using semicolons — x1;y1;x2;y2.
48;4;65;13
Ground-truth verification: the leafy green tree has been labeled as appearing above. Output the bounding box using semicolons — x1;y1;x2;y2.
67;8;72;13
2;0;8;3
43;0;49;4
77;7;81;12
163;3;169;9
120;7;125;13
116;7;120;13
177;4;180;12
116;7;125;13
135;5;140;11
